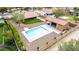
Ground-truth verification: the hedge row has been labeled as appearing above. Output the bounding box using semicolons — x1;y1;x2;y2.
5;20;25;51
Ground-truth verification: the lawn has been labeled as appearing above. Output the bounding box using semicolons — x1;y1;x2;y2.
22;18;43;24
67;16;76;21
60;16;77;21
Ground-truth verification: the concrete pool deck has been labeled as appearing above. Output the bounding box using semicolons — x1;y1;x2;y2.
46;28;79;51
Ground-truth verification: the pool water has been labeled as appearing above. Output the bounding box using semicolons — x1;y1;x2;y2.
22;26;49;42
22;24;61;42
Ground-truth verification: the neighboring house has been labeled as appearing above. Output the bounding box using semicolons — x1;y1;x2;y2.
3;13;12;19
64;7;79;16
45;16;70;31
24;11;39;19
42;8;53;15
34;8;53;16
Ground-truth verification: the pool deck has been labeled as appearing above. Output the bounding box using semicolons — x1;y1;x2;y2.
37;32;60;50
10;20;46;49
46;28;79;51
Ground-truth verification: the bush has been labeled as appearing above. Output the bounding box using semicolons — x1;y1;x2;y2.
5;20;24;50
0;23;4;27
58;39;79;51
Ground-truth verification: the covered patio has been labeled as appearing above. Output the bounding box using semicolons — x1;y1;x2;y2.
44;16;70;31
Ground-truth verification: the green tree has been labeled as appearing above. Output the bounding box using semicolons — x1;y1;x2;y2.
3;30;13;46
53;8;69;17
58;39;79;51
0;7;12;14
12;10;25;26
4;30;13;40
0;7;7;14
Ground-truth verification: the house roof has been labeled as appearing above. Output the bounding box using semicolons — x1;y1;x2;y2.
24;11;39;19
42;8;53;14
34;8;52;15
45;16;68;25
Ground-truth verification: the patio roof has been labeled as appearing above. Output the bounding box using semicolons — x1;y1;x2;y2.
45;16;68;25
24;11;39;19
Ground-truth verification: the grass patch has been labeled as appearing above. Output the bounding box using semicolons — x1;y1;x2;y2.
60;16;77;21
22;18;43;24
67;16;76;21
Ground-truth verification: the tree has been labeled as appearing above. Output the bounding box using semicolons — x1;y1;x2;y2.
2;30;13;47
58;39;79;51
53;8;69;17
4;30;13;40
12;10;25;26
0;7;7;14
0;7;12;14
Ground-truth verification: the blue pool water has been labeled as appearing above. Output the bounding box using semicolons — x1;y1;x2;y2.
25;27;48;37
22;25;61;42
23;26;49;42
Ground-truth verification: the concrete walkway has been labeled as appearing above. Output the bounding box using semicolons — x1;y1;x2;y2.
46;28;79;51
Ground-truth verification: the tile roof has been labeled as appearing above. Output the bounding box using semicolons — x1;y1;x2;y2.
24;11;39;19
42;8;53;14
45;16;68;25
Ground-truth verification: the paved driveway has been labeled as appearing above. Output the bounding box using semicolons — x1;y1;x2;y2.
46;28;79;51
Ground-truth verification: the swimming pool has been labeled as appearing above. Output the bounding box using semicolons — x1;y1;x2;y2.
22;24;61;42
22;26;49;42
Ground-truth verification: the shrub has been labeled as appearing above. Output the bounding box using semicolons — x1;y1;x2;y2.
58;39;79;51
5;20;24;50
0;23;4;27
